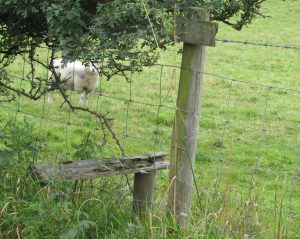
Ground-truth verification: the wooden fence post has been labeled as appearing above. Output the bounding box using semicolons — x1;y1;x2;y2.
167;9;218;226
133;172;155;221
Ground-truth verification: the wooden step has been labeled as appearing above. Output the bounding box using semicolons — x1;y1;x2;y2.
29;152;168;184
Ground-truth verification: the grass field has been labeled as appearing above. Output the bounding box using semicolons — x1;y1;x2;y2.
1;0;300;238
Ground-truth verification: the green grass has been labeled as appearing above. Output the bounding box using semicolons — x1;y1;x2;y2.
1;0;300;238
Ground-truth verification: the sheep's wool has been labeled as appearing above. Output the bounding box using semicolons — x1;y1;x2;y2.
48;59;100;105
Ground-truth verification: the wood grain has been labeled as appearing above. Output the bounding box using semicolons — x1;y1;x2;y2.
29;152;168;183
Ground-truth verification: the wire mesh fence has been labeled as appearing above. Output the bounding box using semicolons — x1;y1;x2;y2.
0;40;299;236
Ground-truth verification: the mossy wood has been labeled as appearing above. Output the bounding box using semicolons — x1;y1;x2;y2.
30;152;168;223
29;152;168;184
133;172;155;221
168;9;217;226
176;19;218;46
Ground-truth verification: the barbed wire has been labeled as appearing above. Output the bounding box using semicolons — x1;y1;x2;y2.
216;38;300;50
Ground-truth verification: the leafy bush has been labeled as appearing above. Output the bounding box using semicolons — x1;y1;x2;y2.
0;0;267;101
0;117;44;193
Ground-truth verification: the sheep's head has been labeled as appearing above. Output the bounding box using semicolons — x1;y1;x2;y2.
83;61;98;74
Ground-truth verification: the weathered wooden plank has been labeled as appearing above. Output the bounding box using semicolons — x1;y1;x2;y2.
29;152;168;183
176;19;218;46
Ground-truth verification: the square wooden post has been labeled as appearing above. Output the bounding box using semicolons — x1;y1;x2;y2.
167;9;218;227
133;172;155;221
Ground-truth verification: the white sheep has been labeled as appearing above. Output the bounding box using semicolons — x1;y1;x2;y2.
47;59;100;105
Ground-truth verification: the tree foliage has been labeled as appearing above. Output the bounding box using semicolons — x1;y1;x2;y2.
0;0;266;101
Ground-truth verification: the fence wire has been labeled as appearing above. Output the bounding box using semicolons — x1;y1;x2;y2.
0;41;299;236
216;38;300;50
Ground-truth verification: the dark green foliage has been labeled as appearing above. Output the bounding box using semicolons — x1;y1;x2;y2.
0;116;131;238
0;0;266;100
0;117;43;174
71;133;100;160
0;117;43;196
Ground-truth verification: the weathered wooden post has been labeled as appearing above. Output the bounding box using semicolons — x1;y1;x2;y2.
167;9;218;226
133;172;155;220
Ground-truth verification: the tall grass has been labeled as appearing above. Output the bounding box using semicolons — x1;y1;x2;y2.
1;0;300;238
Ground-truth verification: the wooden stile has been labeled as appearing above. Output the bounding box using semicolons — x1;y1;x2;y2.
29;152;168;183
29;152;168;223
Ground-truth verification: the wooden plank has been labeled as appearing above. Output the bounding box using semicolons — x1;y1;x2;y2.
29;152;168;183
176;19;218;46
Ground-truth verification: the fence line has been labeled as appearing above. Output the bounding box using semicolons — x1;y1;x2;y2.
4;101;298;182
83;169;300;219
101;62;300;93
1;64;299;173
1;59;299;225
216;38;300;50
